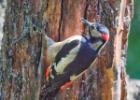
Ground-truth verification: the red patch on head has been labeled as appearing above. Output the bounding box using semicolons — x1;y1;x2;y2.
101;33;109;41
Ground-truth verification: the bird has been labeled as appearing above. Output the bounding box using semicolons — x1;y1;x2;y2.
40;18;110;99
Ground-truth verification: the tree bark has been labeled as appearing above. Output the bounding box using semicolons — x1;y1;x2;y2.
0;0;133;100
0;0;47;99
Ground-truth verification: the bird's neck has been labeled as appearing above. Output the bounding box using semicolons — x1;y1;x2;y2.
84;35;105;51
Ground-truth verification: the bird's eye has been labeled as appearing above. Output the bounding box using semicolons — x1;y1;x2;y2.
91;25;95;29
96;26;100;31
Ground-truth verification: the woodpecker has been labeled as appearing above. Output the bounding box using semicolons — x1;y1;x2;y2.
40;18;109;99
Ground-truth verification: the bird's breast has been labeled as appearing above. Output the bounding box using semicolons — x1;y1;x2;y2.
63;41;98;75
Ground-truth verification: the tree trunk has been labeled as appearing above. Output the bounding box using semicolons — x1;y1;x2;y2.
0;0;47;99
0;0;133;100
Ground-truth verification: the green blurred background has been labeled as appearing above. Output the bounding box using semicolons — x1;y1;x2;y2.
127;0;140;79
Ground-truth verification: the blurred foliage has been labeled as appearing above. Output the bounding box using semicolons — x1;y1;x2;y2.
127;0;140;79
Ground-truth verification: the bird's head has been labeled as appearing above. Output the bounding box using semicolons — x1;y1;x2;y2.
81;18;109;42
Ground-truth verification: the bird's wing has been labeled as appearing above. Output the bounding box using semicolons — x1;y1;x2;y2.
52;39;81;75
47;41;65;64
47;35;83;65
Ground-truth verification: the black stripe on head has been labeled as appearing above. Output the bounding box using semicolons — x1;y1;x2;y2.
55;40;80;65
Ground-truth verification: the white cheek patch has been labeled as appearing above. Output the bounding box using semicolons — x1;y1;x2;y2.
90;30;101;38
54;43;81;74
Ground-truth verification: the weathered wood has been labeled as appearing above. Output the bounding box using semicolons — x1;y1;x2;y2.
1;0;47;99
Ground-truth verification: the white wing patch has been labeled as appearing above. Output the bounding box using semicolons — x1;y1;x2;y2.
54;42;81;74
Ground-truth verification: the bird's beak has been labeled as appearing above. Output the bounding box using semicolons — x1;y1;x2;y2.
81;18;94;28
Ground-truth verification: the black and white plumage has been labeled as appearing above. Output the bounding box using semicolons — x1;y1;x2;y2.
40;18;110;99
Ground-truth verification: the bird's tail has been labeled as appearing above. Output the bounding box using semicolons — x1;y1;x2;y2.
40;86;59;100
39;78;63;100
